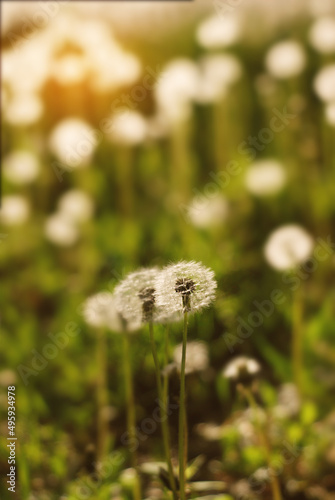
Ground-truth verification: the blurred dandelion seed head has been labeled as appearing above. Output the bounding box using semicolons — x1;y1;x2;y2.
245;159;286;197
0;195;31;226
3;151;40;185
314;64;335;102
309;17;335;54
138;287;156;323
196;422;222;441
49;118;97;169
5;92;44;126
196;54;243;104
155;59;200;124
265;40;306;80
196;13;242;49
187;193;229;229
57;190;94;224
223;356;260;382
44;214;79;247
82;292;125;332
107;111;147;146
114;267;163;327
173;341;209;374
325;102;335;126
264;224;314;271
155;261;217;315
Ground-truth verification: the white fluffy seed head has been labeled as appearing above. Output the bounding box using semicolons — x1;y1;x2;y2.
245;159;286;196
44;213;79;247
5;92;44;126
82;292;126;331
314;64;335;102
196;14;241;49
155;59;200;124
107;111;147;146
155;261;217;316
309;17;335;54
173;341;209;374
264;224;314;271
3;151;40;185
222;356;261;380
196;54;243;104
0;195;30;226
114;267;166;328
265;40;306;80
57;189;94;223
49;118;97;169
187;193;229;228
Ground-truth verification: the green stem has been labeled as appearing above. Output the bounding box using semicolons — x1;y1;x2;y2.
96;328;109;463
292;286;303;394
178;311;188;500
244;387;283;500
123;334;141;500
149;322;178;500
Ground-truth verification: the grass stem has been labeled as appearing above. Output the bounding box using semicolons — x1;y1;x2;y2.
149;322;178;500
123;334;141;500
178;311;188;500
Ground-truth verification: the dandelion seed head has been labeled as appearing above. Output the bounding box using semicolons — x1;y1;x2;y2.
107;111;147;146
196;54;243;104
173;341;209;374
155;261;217;315
0;195;30;226
44;213;79;247
51;54;88;85
57;189;94;224
273;383;301;419
5;92;43;126
196;422;222;441
82;292;127;332
196;14;241;49
314;64;335;102
223;356;260;382
265;40;306;79
49;118;97;169
245;159;286;196
114;267;165;327
309;17;335;54
187;193;228;228
264;224;314;271
3;150;40;185
155;59;200;124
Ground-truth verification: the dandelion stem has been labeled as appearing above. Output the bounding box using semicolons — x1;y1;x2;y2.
149;322;178;500
96;328;109;463
243;386;283;500
122;334;141;500
292;286;303;394
178;311;188;500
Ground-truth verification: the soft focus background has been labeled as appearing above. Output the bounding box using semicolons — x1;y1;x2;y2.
1;1;335;499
